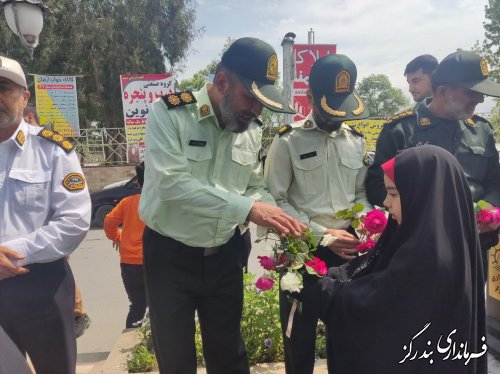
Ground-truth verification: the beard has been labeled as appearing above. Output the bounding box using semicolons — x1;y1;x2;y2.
443;90;475;120
219;90;254;134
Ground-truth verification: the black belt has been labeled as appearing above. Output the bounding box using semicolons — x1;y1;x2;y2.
203;246;222;256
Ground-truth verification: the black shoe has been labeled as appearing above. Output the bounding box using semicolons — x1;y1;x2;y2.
75;314;91;338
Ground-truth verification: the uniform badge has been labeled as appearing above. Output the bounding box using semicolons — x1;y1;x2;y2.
465;118;475;126
278;124;293;137
199;104;210;117
162;91;197;109
303;120;313;129
335;70;350;93
63;173;86;192
480;58;489;76
266;54;278;81
420;117;431;126
15;130;25;146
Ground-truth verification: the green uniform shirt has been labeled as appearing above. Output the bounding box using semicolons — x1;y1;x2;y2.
366;101;500;208
139;85;275;247
264;113;371;238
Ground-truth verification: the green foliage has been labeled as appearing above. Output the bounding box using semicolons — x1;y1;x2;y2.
128;273;327;370
356;74;409;118
127;320;157;372
0;0;202;128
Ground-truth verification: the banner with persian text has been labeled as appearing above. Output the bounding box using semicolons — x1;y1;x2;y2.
120;74;175;163
348;119;385;152
292;44;337;122
34;75;79;137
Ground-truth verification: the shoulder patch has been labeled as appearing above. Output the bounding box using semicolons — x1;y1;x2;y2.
63;172;86;192
385;110;415;126
278;124;293;137
162;91;197;109
468;114;492;129
346;125;364;137
38;129;74;153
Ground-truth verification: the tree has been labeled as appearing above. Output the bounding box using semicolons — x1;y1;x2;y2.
0;0;202;128
356;74;409;118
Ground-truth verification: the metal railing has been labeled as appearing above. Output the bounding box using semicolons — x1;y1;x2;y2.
71;128;128;166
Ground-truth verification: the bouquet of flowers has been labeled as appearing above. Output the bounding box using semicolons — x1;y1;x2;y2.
332;203;388;253
474;200;500;226
255;230;326;293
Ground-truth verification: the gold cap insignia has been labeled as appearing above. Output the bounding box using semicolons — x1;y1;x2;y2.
251;82;283;109
320;96;346;116
200;104;210;117
352;94;365;116
303;120;313;129
63;172;86;192
15;130;25;146
465;118;475;126
420;117;431;126
266;54;278;81
335;71;350;93
480;58;489;77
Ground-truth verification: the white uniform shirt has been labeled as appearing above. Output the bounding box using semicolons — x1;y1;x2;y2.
264;113;372;238
0;121;91;266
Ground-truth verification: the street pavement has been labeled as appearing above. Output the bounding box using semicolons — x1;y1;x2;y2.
70;227;500;373
71;225;269;373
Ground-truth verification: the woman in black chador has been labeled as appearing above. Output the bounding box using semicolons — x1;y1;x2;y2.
317;145;487;373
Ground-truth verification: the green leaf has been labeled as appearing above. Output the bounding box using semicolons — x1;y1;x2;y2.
352;218;360;228
352;203;364;213
477;200;490;210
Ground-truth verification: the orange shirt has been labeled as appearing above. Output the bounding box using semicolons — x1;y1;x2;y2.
103;194;145;265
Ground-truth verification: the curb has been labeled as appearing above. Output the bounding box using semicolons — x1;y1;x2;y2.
96;329;328;374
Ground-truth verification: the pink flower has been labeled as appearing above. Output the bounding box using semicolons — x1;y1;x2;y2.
477;209;495;225
258;256;276;271
364;210;388;234
494;208;500;224
304;256;328;276
255;276;274;291
356;238;376;254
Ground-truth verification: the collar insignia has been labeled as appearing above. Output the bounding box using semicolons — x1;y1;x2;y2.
303;120;313;129
480;58;489;77
199;104;210;117
266;54;278;81
15;130;25;146
335;70;350;93
420;117;431;126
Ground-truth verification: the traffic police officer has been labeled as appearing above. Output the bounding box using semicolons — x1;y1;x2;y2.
366;50;500;278
0;56;91;373
139;37;305;374
264;54;371;374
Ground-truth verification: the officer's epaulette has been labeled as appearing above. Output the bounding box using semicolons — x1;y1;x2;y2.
346;125;364;137
38;129;74;153
465;114;490;127
255;117;264;127
385;110;415;126
278;124;293;137
162;91;197;109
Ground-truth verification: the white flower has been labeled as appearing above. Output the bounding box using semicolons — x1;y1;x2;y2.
280;272;303;293
320;234;337;247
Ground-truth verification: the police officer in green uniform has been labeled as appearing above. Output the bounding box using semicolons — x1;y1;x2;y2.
265;54;370;374
366;49;500;278
139;37;306;374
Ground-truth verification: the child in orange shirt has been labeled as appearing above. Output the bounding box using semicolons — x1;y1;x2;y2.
104;162;147;328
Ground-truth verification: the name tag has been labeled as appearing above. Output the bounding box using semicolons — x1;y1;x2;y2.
189;140;207;147
300;151;317;160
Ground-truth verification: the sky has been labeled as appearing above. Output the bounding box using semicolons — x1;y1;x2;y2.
177;0;494;113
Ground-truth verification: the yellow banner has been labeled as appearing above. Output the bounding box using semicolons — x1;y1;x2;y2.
489;241;500;301
346;119;385;152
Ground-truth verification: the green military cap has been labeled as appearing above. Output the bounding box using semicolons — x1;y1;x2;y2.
432;49;500;97
220;37;295;114
309;54;369;121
